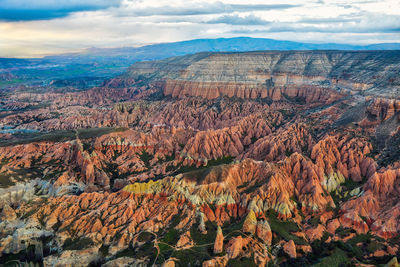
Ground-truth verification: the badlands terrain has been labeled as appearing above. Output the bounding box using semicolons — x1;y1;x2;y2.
0;50;400;266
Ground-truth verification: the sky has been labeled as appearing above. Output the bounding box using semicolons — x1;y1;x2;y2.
0;0;399;57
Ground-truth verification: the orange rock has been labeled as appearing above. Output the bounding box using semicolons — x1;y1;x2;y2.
202;256;228;267
256;220;272;246
214;226;224;254
283;240;297;258
176;231;194;250
226;236;243;259
243;210;257;234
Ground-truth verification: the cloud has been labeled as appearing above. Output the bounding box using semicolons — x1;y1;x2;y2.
231;15;400;34
206;14;270;25
119;2;300;17
298;17;361;24
0;0;121;21
0;0;399;57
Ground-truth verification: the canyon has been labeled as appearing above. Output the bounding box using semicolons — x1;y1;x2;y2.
0;50;399;267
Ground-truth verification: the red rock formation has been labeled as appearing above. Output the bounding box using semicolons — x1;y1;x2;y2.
226;236;245;259
214;226;224;254
283;240;297;258
242;210;257;234
367;98;400;121
256;220;272;246
181;114;271;165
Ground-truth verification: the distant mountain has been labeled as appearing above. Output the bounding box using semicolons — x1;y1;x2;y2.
46;37;400;64
1;37;399;83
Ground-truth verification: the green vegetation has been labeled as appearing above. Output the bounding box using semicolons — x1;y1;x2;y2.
174;156;234;175
243;180;265;194
0;244;40;266
114;247;135;259
367;240;384;254
62;237;94;250
309;216;321;227
190;221;218;245
223;217;246;234
265;209;307;245
99;245;110;257
161;228;180;245
0;166;44;188
137;149;154;169
137;232;155;243
0;173;14;188
335;227;356;238
0;127;128;147
154;221;219;266
227;256;258;267
169;156;234;184
0;130;76;147
312;248;350;267
169;247;212;267
0;78;24;88
77;127;128;139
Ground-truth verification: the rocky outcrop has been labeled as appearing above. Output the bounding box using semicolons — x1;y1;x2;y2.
214;226;224;254
367;98;400;121
226;236;245;259
243;210;257;234
256;220;272;246
181;114;271;165
127;50;400;101
283;240;297;258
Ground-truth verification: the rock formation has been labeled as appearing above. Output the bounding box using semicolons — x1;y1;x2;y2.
0;50;399;267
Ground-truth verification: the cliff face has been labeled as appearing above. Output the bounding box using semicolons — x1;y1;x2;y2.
126;51;400;101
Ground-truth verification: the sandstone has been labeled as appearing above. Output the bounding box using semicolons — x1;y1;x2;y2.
0;204;17;221
176;231;194;250
283;240;297;258
226;236;244;259
256;220;272;246
214;226;224;254
243;210;257;234
202;255;228;267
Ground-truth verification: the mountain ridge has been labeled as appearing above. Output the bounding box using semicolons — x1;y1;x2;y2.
124;50;400;100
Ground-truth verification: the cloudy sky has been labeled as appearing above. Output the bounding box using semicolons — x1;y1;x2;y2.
0;0;399;57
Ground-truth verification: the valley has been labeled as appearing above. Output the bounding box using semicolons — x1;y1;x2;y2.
0;49;399;267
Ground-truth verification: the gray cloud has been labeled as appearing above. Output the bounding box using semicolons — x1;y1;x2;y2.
0;0;398;57
121;2;300;17
0;0;121;21
298;17;361;24
206;14;270;25
229;12;400;34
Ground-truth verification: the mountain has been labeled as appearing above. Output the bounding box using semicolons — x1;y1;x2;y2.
125;50;400;99
48;37;400;63
1;37;399;87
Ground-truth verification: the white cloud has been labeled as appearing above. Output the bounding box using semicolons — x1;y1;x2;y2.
0;0;399;57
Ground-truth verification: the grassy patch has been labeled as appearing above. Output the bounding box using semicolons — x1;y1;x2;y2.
0;127;128;147
62;237;94;251
137;149;154;169
78;127;128;139
190;221;218;245
227;256;257;267
170;247;212;267
173;156;234;176
160;229;180;245
0;173;14;188
0;130;76;147
312;247;350;267
265;210;306;245
335;227;356;239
